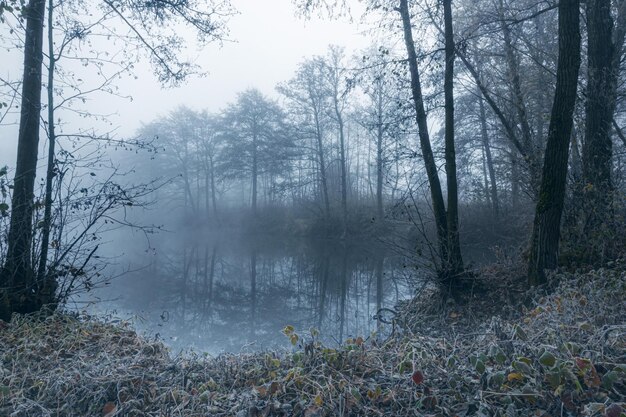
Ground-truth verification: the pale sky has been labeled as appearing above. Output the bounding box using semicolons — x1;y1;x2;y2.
0;0;370;167
105;0;369;123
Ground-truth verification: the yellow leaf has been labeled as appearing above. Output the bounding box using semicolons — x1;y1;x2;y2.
367;386;382;400
507;372;524;382
314;393;323;407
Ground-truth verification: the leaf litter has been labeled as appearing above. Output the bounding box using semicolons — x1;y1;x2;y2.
0;265;624;416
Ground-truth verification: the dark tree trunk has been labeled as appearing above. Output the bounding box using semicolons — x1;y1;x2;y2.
1;0;47;320
528;0;581;285
582;0;618;260
36;0;59;308
398;0;449;270
442;0;464;277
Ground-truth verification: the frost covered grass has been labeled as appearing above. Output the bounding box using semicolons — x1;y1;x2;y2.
0;266;624;416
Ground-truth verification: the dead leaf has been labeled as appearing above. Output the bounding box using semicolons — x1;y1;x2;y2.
304;405;324;417
507;372;524;382
254;385;267;397
269;381;281;395
412;370;424;385
102;402;117;417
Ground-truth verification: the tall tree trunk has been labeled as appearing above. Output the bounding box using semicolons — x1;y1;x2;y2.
36;0;58;308
252;128;258;217
528;0;581;285
478;92;500;218
1;0;47;320
397;0;449;270
442;0;464;277
582;0;619;260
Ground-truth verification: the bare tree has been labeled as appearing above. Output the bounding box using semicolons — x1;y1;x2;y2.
323;46;351;237
278;58;333;220
0;0;232;320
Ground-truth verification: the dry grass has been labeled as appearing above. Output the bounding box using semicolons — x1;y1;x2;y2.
0;265;624;416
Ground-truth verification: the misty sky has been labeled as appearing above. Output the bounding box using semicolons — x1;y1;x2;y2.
0;0;369;167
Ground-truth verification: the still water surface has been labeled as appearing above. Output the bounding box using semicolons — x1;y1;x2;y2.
82;234;416;354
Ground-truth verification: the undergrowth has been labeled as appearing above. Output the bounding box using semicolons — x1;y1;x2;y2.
0;266;624;416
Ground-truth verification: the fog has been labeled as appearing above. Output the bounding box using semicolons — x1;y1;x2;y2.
0;0;368;165
2;0;620;356
3;2;626;415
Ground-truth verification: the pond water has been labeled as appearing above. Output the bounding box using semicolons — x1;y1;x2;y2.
80;233;417;355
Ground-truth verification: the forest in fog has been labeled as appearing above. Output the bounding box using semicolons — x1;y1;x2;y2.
0;0;625;316
0;0;625;415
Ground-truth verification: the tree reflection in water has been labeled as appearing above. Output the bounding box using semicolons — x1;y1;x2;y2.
86;237;415;355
